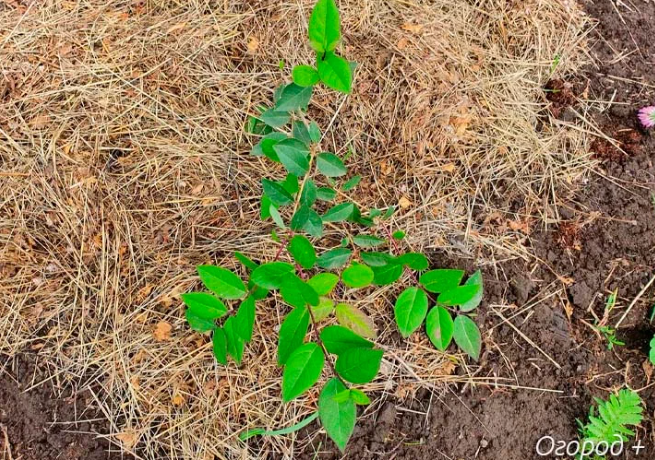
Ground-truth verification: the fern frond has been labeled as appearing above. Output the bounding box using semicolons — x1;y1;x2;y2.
580;389;643;445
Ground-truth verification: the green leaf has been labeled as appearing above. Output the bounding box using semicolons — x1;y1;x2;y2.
269;204;286;229
300;180;317;207
307;273;339;295
181;292;228;320
371;262;403;285
311;297;335;321
335;303;377;338
262;179;294;206
234;251;258;271
278;307;310;365
650;336;655;365
360;252;394;267
317;248;352;270
308;0;341;53
261;195;273;219
273;139;310;177
397;252;429;271
438;285;481;307
394;287;428;338
452;315;482;361
320;325;373;355
323;203;355;222
288;235;316;269
239;412;319;441
425;306;454;351
419;269;465;293
246;114;272;135
350;389;370;405
316;186;337;201
319;378;356;453
281;173;300;195
341;175;361;191
292;121;312;147
318;52;352;94
197;265;247;300
292;65;320;87
259;108;290;128
224;317;245;365
235;296;256;342
251;262;295;289
185;308;216;332
291;205;324;237
259;132;288;160
275;83;313;112
392;230;406;240
308;122;321;144
341;263;374;288
316;152;347;177
212;327;228;365
282;343;325;402
280;274;320;308
335;347;383;384
352;234;385;248
459;270;484;312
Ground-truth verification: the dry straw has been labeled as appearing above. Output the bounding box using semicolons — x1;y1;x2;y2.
0;0;590;458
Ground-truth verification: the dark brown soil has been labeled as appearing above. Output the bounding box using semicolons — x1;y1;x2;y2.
0;355;125;460
297;0;655;458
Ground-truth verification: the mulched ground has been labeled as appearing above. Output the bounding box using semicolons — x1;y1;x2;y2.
1;1;654;459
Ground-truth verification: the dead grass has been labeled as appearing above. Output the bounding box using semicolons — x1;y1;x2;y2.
0;0;591;458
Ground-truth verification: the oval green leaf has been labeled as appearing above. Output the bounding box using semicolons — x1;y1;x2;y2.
311;297;335;321
419;269;464;293
308;0;341;53
292;65;320;87
181;292;227;320
282;343;325;402
224;316;245;365
197;265;247;300
459;270;484;312
316;152;347;177
335;347;383;384
307;273;339;295
341;263;374;288
262;179;294;206
452;315;482;361
251;262;295;290
394;287;428;338
278;306;310;365
352;234;385;248
235;296;256;343
212;327;228;365
371;262;403;286
323;203;355;222
438;284;481;307
320;325;373;355
288;235;316;269
316;248;352;270
398;252;429;271
280;274;320;308
425;306;454;351
335;303;377;339
275;83;313;112
318;52;352;94
319;378;356;453
273;139;310;177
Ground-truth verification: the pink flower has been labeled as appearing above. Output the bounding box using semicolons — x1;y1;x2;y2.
638;106;655;129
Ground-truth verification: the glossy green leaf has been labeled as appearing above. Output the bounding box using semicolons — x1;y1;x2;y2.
335;347;383;384
281;173;300;195
323;203;355;222
278;306;310;365
185;308;216;332
397;252;429;271
282;343;325;402
262;179;294;206
280;274;320;308
288;235;316;269
438;285;481;307
371;262;403;285
352;234;385;248
360;251;394;267
269;204;285;229
292;65;320;87
341;175;361;191
335;303;377;339
300;179;317;207
273;139;310;177
307;273;339;295
308;0;341;53
350;389;370;405
316;186;337;201
309;121;321;143
311;297;335;321
212;327;228;365
341;263;374;288
224;317;245;365
235;296;256;342
251;262;295;289
234;251;258;271
459;270;484;312
320;325;373;355
425;306;454;351
419;269;465;293
275;83;313;112
291;205;324;237
453;315;481;361
318;52;352;94
316;248;352;270
316;152;347;177
319;378;356;453
197;265;247;299
394;287;428;338
181;292;227;320
259;108;290;128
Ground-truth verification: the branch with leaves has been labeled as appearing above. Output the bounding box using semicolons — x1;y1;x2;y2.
181;0;484;451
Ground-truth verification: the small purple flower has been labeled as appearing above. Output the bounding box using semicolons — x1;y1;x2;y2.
638;106;655;129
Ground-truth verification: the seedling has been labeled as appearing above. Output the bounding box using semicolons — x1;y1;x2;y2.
576;389;643;459
594;290;624;350
181;0;483;452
